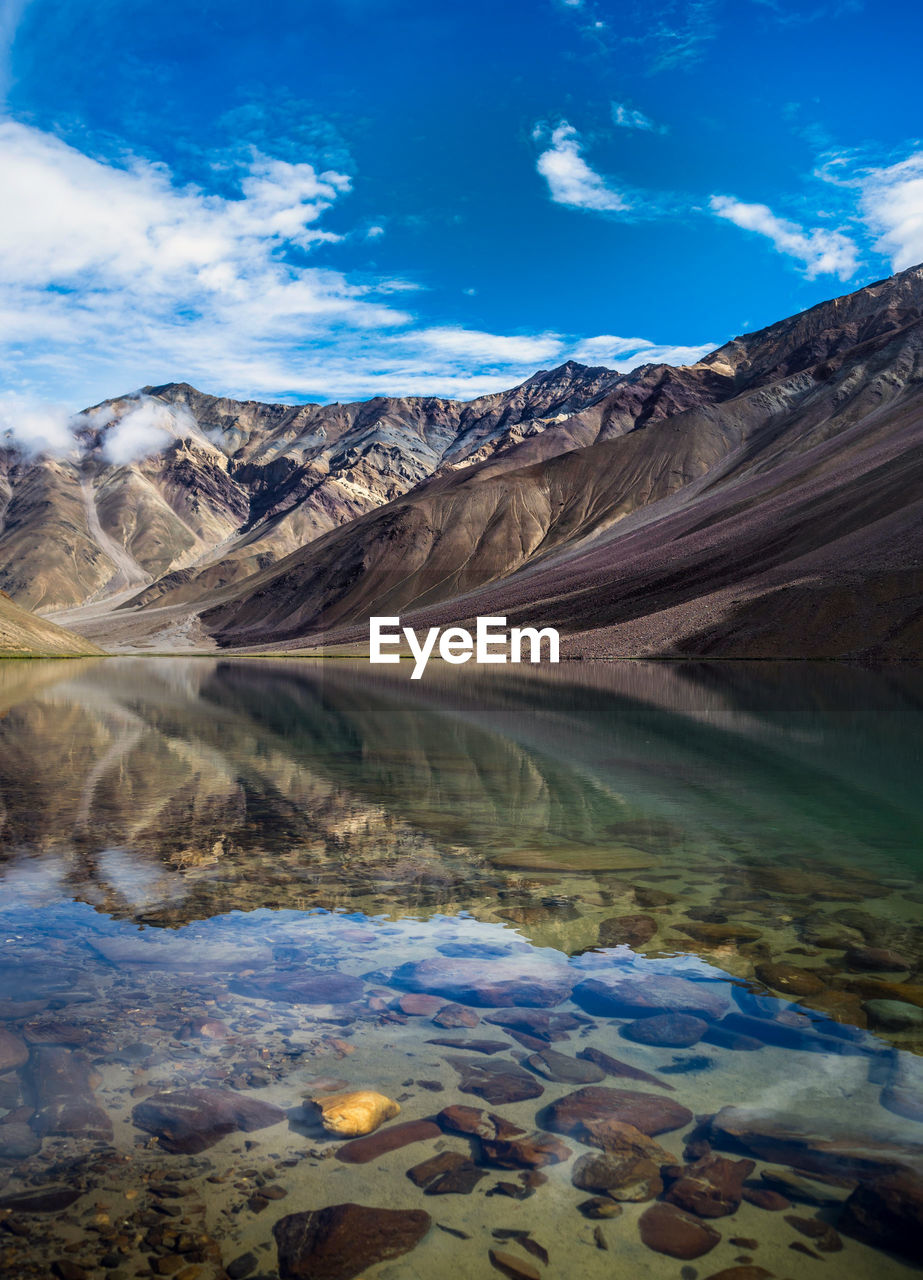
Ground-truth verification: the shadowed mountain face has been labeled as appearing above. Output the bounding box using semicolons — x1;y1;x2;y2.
198;265;923;658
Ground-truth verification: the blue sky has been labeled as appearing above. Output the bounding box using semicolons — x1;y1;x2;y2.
0;0;921;423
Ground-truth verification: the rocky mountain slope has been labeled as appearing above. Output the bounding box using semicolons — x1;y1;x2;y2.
198;265;923;659
0;592;104;657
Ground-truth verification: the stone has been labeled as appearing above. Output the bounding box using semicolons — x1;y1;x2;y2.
91;936;270;970
863;999;923;1032
488;1249;540;1280
437;1105;525;1140
622;1013;707;1048
572;973;728;1021
578;1197;623;1218
0;1185;81;1212
335;1120;441;1164
846;947;911;972
432;1003;479;1028
480;1131;571;1170
525;1049;604;1083
741;1187;790;1211
313;1090;400;1137
408;1150;471;1187
0;1122;41;1159
839;1168;923;1260
665;1154;755;1218
576;1046;676;1091
881;1084;923;1122
701;1022;764;1052
21;1021;93;1046
427;1038;509;1054
543;1087;693;1142
484;1008;583;1041
703;1270;772;1280
678;923;762;945
273;1203;431;1280
597;915;657;948
572;1151;663;1201
29;1046;113;1141
754;962;825;998
408;1151;485;1195
759;1167;853;1206
397;994;445;1017
784;1214;843;1251
447;1056;544;1105
719;1010;866;1056
0;1028;29;1072
174;1016;230;1040
391;955;574;1008
230;970;364;1005
639;1202;721;1259
132;1088;284;1154
226;1253;259;1280
634;887;676;907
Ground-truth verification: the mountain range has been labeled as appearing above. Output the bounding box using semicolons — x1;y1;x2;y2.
3;264;922;658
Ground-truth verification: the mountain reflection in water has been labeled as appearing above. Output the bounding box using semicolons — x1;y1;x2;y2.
0;658;921;1279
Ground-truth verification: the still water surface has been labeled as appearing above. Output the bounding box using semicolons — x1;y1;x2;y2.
0;658;921;1278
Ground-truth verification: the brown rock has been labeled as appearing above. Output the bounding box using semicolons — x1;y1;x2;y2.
488;1248;541;1280
0;1185;81;1212
578;1196;623;1218
22;1021;93;1046
572;1150;663;1201
665;1154;756;1218
432;1003;480;1028
132;1087;284;1154
398;994;445;1016
447;1055;544;1105
597;914;657;948
427;1038;509;1054
274;1203;431;1279
573;973;728;1020
754;962;825;998
407;1150;486;1194
703;1269;773;1280
543;1087;693;1141
336;1119;441;1164
481;1131;571;1169
639;1202;721;1259
0;1027;29;1073
483;1008;582;1041
622;1013;707;1047
839;1168;923;1260
742;1186;790;1211
29;1046;112;1141
846;947;910;972
576;1046;675;1090
408;1150;471;1187
784;1214;842;1251
525;1048;604;1083
437;1105;525;1140
0;1122;41;1159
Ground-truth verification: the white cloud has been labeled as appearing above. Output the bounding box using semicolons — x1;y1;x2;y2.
99;399;200;465
409;328;564;365
0;394;76;455
709;194;859;279
571;334;716;369
366;224;385;239
535;123;629;213
858;152;923;272
611;102;662;133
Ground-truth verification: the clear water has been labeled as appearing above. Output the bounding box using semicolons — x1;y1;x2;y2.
0;657;921;1278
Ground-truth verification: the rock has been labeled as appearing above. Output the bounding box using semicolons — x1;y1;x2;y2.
839;1168;923;1260
881;1084;923;1122
274;1203;431;1279
665;1154;755;1217
0;1185;81;1212
709;1106;923;1180
742;1186;790;1211
481;1131;571;1170
174;1016;231;1040
427;1038;509;1055
572;973;728;1021
678;923;762;945
525;1049;604;1083
391;955;574;1008
701;1021;764;1052
432;1003;480;1028
754;962;825;997
398;994;445;1016
21;1021;92;1046
488;1249;541;1280
784;1214;843;1251
702;1269;772;1280
408;1151;485;1195
91;936;270;970
846;947;911;972
622;1013;707;1048
51;1263;88;1280
335;1119;441;1163
132;1088;284;1154
230;970;363;1005
0;1122;41;1159
639;1202;721;1259
543;1087;693;1141
597;914;657;948
29;1046;113;1141
313;1091;400;1137
484;1008;582;1041
572;1150;663;1201
0;1028;29;1072
719;1010;866;1056
226;1253;259;1280
437;1105;525;1140
575;1046;675;1091
578;1197;623;1218
759;1167;854;1206
447;1055;544;1105
863;999;923;1032
634;887;676;907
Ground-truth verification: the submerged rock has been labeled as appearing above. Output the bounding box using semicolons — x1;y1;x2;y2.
575;1046;676;1091
863;999;923;1032
230;969;364;1005
447;1055;545;1105
273;1203;431;1279
639;1202;721;1259
754;961;825;998
336;1119;441;1163
407;1150;486;1195
391;955;574;1008
432;1003;480;1028
572;973;727;1021
132;1087;284;1153
664;1154;755;1217
597;914;657;948
30;1046;112;1141
314;1090;400;1137
543;1087;693;1141
525;1049;605;1083
0;1185;81;1213
622;1013;707;1048
0;1028;28;1073
839;1168;923;1260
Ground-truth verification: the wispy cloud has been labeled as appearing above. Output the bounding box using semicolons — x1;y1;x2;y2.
611;102;664;133
572;334;716;368
534;122;629;213
709;194;859;279
857;151;923;272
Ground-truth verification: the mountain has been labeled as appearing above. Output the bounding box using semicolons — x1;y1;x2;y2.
0;591;104;657
4;264;922;658
198;265;923;659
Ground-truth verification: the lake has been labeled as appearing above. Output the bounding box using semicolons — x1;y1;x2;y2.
0;657;921;1279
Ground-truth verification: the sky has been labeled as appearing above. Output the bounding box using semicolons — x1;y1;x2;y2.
0;0;921;422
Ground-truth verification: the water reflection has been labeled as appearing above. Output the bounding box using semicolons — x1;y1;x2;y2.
0;658;921;1278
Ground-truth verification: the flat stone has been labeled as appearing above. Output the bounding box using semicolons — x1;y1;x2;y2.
543;1087;693;1141
622;1013;707;1048
230;969;363;1005
665;1154;755;1218
572;973;728;1021
0;1122;41;1159
488;1248;541;1280
29;1046;112;1141
575;1046;675;1091
273;1203;431;1280
525;1049;604;1083
481;1131;572;1170
785;1214;843;1251
132;1087;284;1154
432;1003;479;1028
863;999;923;1032
881;1084;923;1122
391;955;574;1008
742;1186;790;1211
839;1168;923;1261
408;1151;485;1194
760;1167;853;1206
597;914;657;948
397;994;445;1017
846;948;911;972
447;1055;544;1105
437;1105;525;1139
427;1038;509;1055
754;962;825;997
702;1269;773;1280
0;1185;81;1212
639;1202;721;1259
0;1028;28;1072
484;1009;583;1041
335;1120;441;1164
